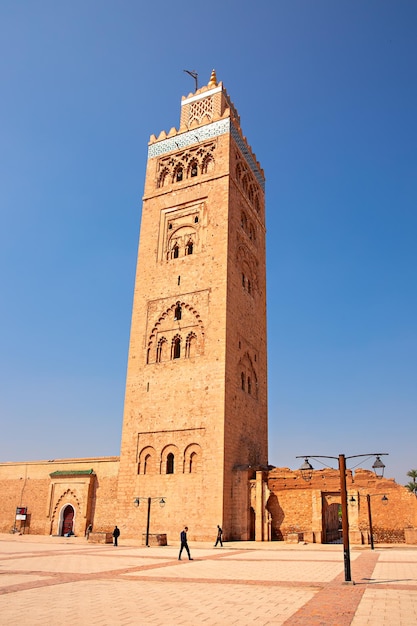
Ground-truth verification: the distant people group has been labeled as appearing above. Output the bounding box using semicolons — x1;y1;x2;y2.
108;524;223;556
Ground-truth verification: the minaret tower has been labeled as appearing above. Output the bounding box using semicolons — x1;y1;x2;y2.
117;71;267;541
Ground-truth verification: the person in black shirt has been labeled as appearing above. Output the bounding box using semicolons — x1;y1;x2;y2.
112;525;120;546
214;525;223;547
178;526;193;560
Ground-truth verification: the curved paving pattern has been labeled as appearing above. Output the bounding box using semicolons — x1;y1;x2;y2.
1;535;417;625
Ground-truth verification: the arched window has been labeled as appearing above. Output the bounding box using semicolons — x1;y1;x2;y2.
185;332;196;358
189;451;196;473
247;376;252;395
247;279;251;294
242;174;249;194
172;336;181;359
202;154;214;174
167;453;174;474
186;240;193;255
242;273;245;288
144;454;151;474
176;168;183;182
190;161;198;177
158;169;169;188
241;372;245;391
173;244;179;259
174;303;182;321
194;215;199;223
156;338;167;363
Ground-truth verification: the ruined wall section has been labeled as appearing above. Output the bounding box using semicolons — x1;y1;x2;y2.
267;467;417;544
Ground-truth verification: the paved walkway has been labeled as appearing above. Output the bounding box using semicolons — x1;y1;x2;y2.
1;534;417;625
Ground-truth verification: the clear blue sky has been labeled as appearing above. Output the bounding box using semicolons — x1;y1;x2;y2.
1;1;416;484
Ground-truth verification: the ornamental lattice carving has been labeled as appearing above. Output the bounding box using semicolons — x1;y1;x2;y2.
188;97;214;125
157;142;215;188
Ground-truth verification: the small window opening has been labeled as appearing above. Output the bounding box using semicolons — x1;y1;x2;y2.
178;275;181;285
168;223;172;230
185;333;196;358
186;241;193;255
242;273;245;287
176;168;183;182
189;451;196;473
144;454;151;475
241;372;245;391
167;453;174;474
173;337;181;359
156;339;166;363
174;303;182;320
247;377;252;395
194;215;199;223
173;244;179;259
191;163;198;177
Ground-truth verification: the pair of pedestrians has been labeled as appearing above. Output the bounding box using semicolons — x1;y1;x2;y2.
178;524;223;560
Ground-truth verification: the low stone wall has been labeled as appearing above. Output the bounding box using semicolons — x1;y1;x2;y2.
88;532;113;544
142;533;167;546
285;532;303;544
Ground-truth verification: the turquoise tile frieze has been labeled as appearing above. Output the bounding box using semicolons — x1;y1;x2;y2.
148;119;264;191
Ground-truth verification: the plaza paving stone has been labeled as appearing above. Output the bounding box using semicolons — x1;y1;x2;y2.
1;534;417;625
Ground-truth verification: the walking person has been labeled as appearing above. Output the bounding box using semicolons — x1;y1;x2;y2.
178;526;193;560
113;525;120;547
214;525;223;547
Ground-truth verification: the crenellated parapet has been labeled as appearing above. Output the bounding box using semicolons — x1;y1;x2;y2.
148;70;265;191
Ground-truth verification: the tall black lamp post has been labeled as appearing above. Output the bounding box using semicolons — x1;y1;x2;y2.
366;493;389;550
297;453;388;582
134;496;166;547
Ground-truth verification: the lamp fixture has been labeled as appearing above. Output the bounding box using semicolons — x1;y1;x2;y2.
372;455;385;478
299;458;314;482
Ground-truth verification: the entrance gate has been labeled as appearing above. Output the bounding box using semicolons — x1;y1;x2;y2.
61;505;74;536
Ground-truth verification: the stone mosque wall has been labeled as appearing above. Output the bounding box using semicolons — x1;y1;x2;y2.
0;457;119;537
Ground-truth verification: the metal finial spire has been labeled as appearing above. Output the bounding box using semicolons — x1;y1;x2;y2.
183;69;198;92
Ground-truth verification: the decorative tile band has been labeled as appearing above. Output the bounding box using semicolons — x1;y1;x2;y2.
148;119;264;190
230;124;265;190
148;119;229;158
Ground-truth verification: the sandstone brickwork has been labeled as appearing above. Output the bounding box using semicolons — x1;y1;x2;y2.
0;457;119;536
116;70;268;542
262;467;417;544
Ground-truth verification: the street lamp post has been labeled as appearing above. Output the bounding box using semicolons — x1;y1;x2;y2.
133;496;166;546
366;493;388;550
297;453;388;582
338;454;351;581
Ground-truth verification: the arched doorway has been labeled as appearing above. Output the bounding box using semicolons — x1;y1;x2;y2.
249;507;255;540
323;502;341;543
61;505;75;536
